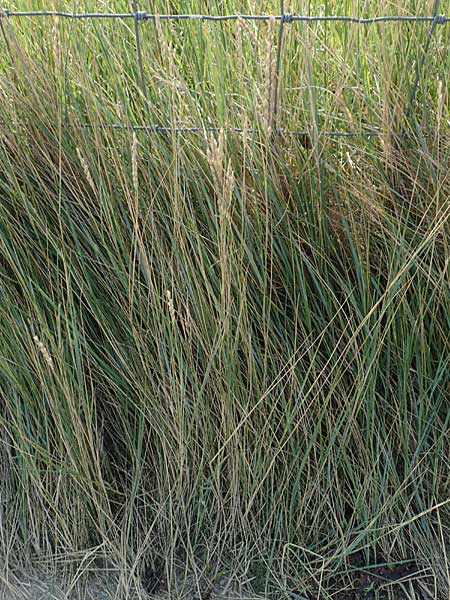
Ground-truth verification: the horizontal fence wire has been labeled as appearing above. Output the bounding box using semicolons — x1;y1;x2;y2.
1;7;448;141
0;9;448;23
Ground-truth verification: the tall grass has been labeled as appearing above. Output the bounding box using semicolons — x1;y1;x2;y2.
0;1;449;598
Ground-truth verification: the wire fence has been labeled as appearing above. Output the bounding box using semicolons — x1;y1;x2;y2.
1;1;448;141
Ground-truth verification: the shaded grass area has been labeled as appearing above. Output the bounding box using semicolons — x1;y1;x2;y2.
0;1;449;598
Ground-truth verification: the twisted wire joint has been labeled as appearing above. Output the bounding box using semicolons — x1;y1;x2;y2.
281;13;294;24
433;14;446;24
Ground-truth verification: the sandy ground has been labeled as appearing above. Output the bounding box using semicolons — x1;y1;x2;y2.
0;567;442;600
0;569;266;600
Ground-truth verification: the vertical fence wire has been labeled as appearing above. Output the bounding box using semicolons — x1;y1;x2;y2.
131;0;150;116
273;0;290;132
405;0;443;121
0;9;12;59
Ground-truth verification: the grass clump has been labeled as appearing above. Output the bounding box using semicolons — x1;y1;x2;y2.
0;1;449;598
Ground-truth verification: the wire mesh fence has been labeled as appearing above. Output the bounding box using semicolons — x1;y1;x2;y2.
0;1;448;141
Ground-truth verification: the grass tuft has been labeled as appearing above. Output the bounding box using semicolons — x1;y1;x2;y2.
0;2;449;598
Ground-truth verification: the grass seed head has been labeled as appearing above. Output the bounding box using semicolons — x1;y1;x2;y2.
76;147;96;193
132;132;139;195
166;290;176;324
33;334;54;372
207;128;225;188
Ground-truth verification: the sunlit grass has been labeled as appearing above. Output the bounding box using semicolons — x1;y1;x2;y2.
0;1;449;598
